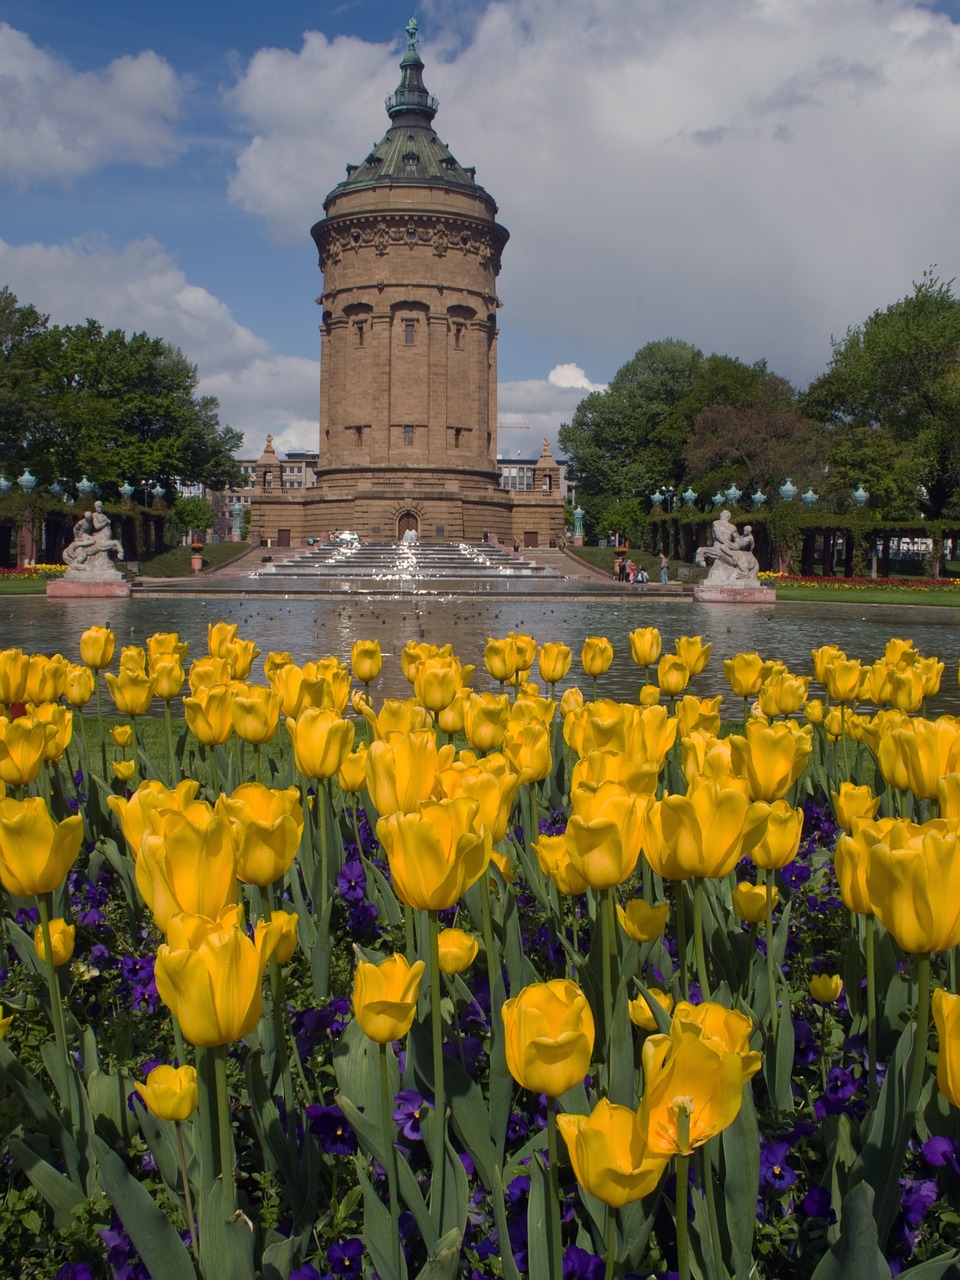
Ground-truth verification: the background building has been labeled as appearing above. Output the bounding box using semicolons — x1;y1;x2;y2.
249;21;563;548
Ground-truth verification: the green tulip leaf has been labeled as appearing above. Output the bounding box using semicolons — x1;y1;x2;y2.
809;1182;890;1280
93;1137;197;1280
197;1175;257;1280
415;1227;464;1280
357;1162;408;1280
7;1136;86;1230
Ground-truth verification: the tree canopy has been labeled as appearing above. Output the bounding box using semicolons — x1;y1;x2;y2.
0;288;242;497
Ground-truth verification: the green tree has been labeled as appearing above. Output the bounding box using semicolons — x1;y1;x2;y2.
168;495;215;542
804;272;960;517
0;288;49;471
559;339;703;533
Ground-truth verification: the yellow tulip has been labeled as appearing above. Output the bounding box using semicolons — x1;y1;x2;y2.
34;917;75;967
376;797;491;910
0;1009;11;1039
351;639;382;685
0;715;55;785
437;927;480;974
80;625;116;670
286;707;355;780
155;913;282;1047
503;720;552;785
533;833;590;895
222;638;260;681
135;1064;199;1122
933;988;960;1109
437;687;470;736
64;662;95;708
675;694;722;739
24;654;66;704
537;642;572;685
147;632;190;666
749;800;803;870
680;731;732;784
511;632;537;673
728;719;813;802
917;655;944;698
414;656;464;713
107;779;200;858
216;782;303;886
112;759;136;782
502;979;595;1096
571;748;659;797
866;823;960;953
804;699;824;725
581;636;614;678
808;974;843;1004
32;703;72;763
732;881;773;924
886;637;918;668
207;621;239;658
338;743;370;794
271;909;299;964
111;724;133;749
644;778;769;881
831;782;881;832
401;641;453;685
657;655;690;697
105;669;156;718
675;635;712;676
484;636;520;684
359;697;434;742
366;729;438;815
294;658;353;715
723;652;765;698
438;752;520;844
938;773;960;821
187;655;232;695
557;1098;668;1208
616;897;669;942
263;651;292;684
559;687;584;718
627;989;674;1031
641;1013;759;1155
137;812;238;933
118;646;147;676
509;692;556;727
833;817;909;917
182;682;234;747
230;684;280;745
565;781;647;889
877;718;960;801
151;656;186;702
677;999;759;1060
0;649;28;704
758;671;809;718
823;658;862;704
639;684;662;707
860;660;894;707
352;952;426;1043
888;667;925;714
0;796;83;896
811;645;846;685
628;627;662;669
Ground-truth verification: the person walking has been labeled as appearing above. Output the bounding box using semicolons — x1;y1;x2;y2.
659;551;669;585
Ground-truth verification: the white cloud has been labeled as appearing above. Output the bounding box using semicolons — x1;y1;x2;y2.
0;235;315;449
0;24;184;184
548;363;608;392
224;0;960;387
498;370;605;455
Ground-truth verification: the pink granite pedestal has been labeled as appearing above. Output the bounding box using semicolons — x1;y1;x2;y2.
692;585;776;605
47;579;132;599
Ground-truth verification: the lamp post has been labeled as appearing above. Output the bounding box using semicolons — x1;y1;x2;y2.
16;468;37;565
779;478;798;503
724;483;742;507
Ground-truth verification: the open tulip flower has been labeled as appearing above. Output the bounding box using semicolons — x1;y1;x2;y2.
79;625;116;671
537;641;572;685
183;682;234;746
675;694;722;738
503;720;552;784
644;777;769;881
137;811;238;933
641;1010;760;1155
105;668;157;719
147;632;190;666
581;636;614;678
733;881;773;924
657;655;690;698
352;952;425;1043
628;626;662;670
502;978;595;1096
356;696;431;742
0;796;83;896
222;637;261;681
0;715;56;786
484;635;520;684
436;927;480;974
206;621;239;658
571;748;659;797
401;640;453;685
933;988;960;1109
865;822;960;953
437;752;520;844
286;706;355;780
155;910;283;1047
24;654;66;705
107;779;201;858
0;648;29;705
558;1098;668;1208
749;799;803;870
135;1064;199;1122
230;683;280;745
876;717;960;801
728;718;813;802
376;797;491;910
565;780;648;889
534;833;590;896
674;635;712;676
216;783;303;886
365;729;438;814
723;651;765;698
680;730;732;784
297;658;353;714
831;782;881;832
34;917;75;967
64;662;96;708
187;655;232;695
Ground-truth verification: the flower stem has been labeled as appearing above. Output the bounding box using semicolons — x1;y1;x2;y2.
37;894;72;1115
213;1046;236;1216
765;869;779;1036
676;882;689;1001
603;1204;617;1280
175;1120;199;1260
865;914;878;1106
676;1153;691;1280
95;675;107;778
428;910;447;1226
379;1042;402;1279
692;878;711;1000
546;1102;563;1274
600;886;615;1080
164;701;177;785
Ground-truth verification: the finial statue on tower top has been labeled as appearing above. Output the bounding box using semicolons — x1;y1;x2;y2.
405;17;419;51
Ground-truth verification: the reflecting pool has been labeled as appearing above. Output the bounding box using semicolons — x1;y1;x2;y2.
5;592;960;711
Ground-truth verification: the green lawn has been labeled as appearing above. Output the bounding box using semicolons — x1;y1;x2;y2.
136;541;251;578
0;577;51;595
774;583;960;607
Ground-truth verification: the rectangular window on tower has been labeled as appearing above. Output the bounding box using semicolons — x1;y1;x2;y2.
403;425;414;446
404;321;415;346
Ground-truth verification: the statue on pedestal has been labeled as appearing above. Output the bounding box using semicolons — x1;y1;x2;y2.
62;501;125;581
695;510;761;587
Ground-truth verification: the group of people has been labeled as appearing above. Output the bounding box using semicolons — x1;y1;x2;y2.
615;553;651;585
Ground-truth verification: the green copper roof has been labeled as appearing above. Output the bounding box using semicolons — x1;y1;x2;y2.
323;19;498;213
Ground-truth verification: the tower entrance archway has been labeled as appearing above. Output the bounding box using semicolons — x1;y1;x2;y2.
397;511;420;540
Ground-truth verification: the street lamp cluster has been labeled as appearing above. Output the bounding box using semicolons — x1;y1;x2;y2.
649;480;871;511
0;474;165;504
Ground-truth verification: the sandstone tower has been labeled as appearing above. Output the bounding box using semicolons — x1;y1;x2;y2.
249;20;563;547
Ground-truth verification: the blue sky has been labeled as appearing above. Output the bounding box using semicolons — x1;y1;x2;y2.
2;1;958;460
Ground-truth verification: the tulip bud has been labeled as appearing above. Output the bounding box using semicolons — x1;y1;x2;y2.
34;917;75;967
135;1064;199;1122
808;974;843;1004
437;927;479;974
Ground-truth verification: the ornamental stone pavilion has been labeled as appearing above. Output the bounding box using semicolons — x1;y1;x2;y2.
248;20;564;549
